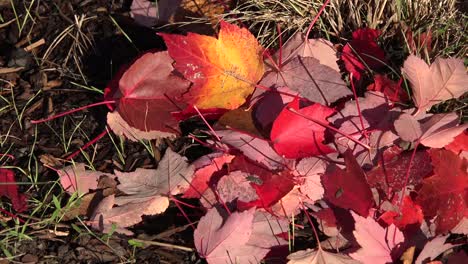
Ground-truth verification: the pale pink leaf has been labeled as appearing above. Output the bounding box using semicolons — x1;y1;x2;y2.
216;170;258;204
415;235;459;264
295;157;327;201
394;113;422;142
350;212;404;264
419;113;468;148
451;217;468;235
58;163;114;195
402;55;468;113
115;148;194;204
288;248;360;264
194;207;266;264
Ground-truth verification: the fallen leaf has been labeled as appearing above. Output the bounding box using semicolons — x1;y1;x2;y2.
215;130;289;170
278;32;340;72
287;247;360;264
57;163;114;195
194;207;265;264
217;107;262;137
321;150;374;217
380;196;424;230
0;168;27;212
271;98;336;159
350;211;404;264
160;21;264;109
401;55;467;113
183;152;234;199
216;170;258;204
105;51;190;140
130;0;159;27
295;157;327;201
415;235;458;264
341;28;387;80
445;130;468;158
260;56;350;105
367;74;408;102
416;149;468;234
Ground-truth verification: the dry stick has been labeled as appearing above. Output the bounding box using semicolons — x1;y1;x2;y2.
24;38;46;52
287;107;371;150
305;0;331;38
131;238;194;252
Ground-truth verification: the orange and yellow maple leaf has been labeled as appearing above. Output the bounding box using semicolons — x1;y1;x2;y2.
160;21;264;109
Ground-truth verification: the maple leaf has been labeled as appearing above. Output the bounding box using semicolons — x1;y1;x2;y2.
216;170;259;204
401;55;467;113
287;247;360;264
260;56;351;105
394;112;468;148
105;51;190;140
160;21;264;109
57;163;114;195
416;149;468;234
321;150;374;217
0;168;27;212
350;212;404;264
341;28;387;80
380;196;424;230
415;235;459;264
278;32;340;72
367;74;408;102
295;157;327;201
183;152;234;199
445;130;468;158
270;98;336;159
366;149;432;196
88;194;169;235
215;130;289;170
194;207;261;264
115;149;194;202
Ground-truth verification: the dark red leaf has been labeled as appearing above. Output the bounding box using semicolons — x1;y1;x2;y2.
367;74;408;102
0;168;27;212
380;196;423;230
321;150;374;217
341;28;387;80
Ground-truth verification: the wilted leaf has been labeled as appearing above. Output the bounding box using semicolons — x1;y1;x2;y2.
401;55;467;113
161;21;264;109
271;98;336;159
350;212;404;264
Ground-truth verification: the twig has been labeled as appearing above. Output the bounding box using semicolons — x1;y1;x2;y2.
130;239;194;252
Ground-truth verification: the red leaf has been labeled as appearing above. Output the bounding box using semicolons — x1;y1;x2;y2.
230;156;295;210
321;150;374;217
271;98;336;159
367;149;432;196
416;149;468;234
380;196;423;230
183;152;235;199
0;168;27;212
367;74;408;102
105;51;190;140
445;130;468;158
341;28;387;80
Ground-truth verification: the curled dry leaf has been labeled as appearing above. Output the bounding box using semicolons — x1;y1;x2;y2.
401;55;467;113
161;21;264;109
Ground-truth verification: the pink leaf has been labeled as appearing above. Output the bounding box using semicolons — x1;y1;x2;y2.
415;235;458;264
0;168;27;212
58;163;114;195
295;157;327;201
216;171;258;204
194;207;258;264
288;248;360;264
271;98;336;159
401;55;467;113
350;212;404;264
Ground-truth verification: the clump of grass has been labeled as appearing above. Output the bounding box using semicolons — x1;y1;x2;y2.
219;0;466;58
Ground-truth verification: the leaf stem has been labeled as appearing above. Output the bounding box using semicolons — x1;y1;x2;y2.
305;0;331;38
